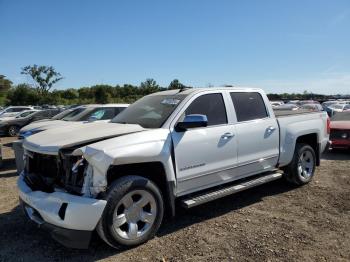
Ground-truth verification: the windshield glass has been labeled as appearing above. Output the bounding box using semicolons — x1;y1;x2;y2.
112;94;187;128
61;107;86;121
52;109;72;120
331;112;350;121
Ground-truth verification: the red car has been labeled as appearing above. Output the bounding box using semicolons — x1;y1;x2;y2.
329;112;350;150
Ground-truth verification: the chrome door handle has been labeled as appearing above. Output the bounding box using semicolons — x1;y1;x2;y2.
267;126;276;131
221;132;234;139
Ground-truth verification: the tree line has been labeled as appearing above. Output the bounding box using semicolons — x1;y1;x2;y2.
1;65;348;106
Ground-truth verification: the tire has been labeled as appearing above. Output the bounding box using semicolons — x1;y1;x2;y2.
8;125;19;137
97;175;164;249
283;143;316;186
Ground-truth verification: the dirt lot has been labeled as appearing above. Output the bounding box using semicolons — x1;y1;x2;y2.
0;136;349;262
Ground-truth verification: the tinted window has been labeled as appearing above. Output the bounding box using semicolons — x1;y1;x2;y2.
86;108;116;120
62;108;86;121
18;111;34;117
230;92;268;122
184;93;227;126
12;108;25;112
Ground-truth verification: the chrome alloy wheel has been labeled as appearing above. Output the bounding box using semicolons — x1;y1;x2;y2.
297;150;314;180
112;190;157;240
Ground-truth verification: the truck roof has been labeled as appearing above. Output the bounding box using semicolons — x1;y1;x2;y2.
149;87;264;96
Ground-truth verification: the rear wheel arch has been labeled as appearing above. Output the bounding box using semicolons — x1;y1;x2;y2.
295;133;320;166
106;162;175;217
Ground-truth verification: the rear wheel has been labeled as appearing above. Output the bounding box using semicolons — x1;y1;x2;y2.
97;175;164;249
8;125;19;137
283;143;316;185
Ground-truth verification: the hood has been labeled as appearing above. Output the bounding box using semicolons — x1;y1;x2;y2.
20;120;79;133
23;122;145;155
330;121;350;130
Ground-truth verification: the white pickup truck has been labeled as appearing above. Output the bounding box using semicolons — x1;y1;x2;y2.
18;88;329;249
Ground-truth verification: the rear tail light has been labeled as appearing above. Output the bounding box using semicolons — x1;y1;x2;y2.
326;116;330;134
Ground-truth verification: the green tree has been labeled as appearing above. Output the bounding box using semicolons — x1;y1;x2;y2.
21;65;63;94
6;84;40;105
168;79;186;90
140;78;160;95
94;86;111;103
0;75;13;105
61;88;79;100
0;75;12;94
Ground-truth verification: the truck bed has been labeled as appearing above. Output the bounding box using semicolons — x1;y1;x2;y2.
273;109;320;117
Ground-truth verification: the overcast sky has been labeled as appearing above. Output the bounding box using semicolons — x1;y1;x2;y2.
1;0;349;94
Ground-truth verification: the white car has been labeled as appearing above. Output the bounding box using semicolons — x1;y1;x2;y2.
329;103;350;113
0;106;34;118
0;110;39;122
19;104;129;138
18;88;329;249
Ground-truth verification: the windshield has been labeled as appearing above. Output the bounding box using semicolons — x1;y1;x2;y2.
112;94;187;128
52;109;74;120
331;112;350;121
61;107;86;121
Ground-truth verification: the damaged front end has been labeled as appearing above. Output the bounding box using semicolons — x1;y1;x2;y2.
23;147;106;198
19;147;108;248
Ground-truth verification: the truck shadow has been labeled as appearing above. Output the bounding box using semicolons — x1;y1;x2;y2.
158;179;295;237
321;150;350;161
0;179;296;261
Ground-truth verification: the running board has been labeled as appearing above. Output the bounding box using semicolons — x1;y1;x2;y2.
181;172;283;208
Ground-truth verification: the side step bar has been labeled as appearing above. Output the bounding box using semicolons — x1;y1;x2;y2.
181;172;283;208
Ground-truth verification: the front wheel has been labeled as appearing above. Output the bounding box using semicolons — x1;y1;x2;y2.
283;143;316;185
97;175;164;249
8;125;19;137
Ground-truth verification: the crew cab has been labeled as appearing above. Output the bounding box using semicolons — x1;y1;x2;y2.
18;88;329;249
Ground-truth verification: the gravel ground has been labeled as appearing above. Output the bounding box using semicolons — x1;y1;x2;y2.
0;136;349;262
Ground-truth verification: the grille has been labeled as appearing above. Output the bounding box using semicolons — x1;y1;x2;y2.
27;153;59;178
330;129;350;140
26;150;86;195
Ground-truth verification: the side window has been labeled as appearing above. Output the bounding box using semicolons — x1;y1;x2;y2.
89;108;115;120
184;93;227;126
230;92;268;122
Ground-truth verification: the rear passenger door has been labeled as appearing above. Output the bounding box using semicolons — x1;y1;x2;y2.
229;92;279;177
171;92;238;195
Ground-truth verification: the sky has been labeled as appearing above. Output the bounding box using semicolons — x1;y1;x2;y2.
0;0;350;94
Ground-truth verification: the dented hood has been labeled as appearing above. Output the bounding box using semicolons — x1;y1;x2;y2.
23;122;145;155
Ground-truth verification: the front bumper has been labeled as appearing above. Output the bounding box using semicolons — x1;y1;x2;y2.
17;174;107;248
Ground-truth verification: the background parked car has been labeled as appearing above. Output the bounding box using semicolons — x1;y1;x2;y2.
0;109;61;136
329;103;350;113
300;103;323;112
0;106;33;118
273;104;299;111
19;104;129;138
329;111;350;150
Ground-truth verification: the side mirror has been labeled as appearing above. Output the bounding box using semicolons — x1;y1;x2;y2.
175;114;208;132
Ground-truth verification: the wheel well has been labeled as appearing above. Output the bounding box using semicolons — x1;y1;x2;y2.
296;133;320;165
106;162;175;216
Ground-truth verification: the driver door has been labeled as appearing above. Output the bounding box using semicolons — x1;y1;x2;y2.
171;92;238;195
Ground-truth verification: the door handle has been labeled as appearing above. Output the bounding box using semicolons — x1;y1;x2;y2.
221;132;234;139
267;126;276;132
